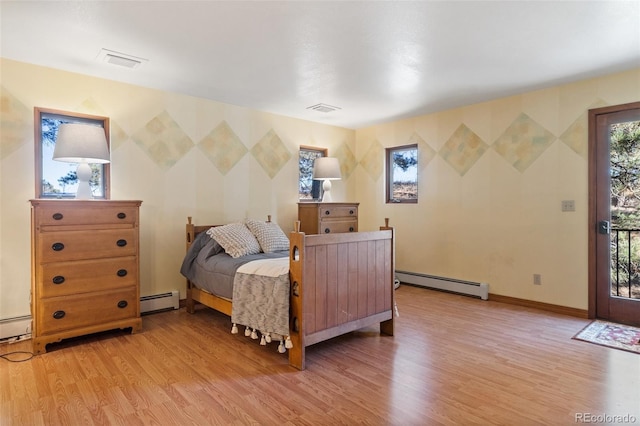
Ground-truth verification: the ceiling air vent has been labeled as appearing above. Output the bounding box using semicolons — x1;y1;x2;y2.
306;103;341;113
97;49;147;69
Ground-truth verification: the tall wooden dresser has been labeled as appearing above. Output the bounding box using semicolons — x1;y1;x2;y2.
297;202;359;234
30;199;142;354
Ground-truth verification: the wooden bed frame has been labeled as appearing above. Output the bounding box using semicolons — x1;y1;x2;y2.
185;216;395;370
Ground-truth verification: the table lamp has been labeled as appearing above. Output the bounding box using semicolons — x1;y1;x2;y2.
313;157;341;202
53;123;110;199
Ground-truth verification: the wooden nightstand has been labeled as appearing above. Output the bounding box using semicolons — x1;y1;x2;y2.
29;199;142;354
297;202;359;235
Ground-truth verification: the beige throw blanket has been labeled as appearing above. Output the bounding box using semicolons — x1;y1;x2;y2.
231;257;290;346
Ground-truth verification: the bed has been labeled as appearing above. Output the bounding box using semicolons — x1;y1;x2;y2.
181;216;395;370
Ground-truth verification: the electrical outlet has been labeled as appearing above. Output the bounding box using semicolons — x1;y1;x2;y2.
533;274;542;285
561;200;575;212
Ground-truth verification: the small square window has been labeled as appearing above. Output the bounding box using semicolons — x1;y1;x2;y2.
35;108;110;199
386;144;418;204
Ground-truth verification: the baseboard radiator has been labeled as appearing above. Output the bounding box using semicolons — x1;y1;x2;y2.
396;270;489;300
0;315;31;341
140;291;180;314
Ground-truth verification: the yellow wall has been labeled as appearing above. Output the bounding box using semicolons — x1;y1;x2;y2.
2;57;639;321
355;68;640;309
0;58;356;320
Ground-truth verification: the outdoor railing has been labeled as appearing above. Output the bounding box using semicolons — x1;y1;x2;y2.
611;228;640;299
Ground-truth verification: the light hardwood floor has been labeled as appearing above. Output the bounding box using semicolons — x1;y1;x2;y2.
1;285;639;425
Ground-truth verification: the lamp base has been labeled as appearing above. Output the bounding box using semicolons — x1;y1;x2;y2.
321;179;332;202
75;162;93;199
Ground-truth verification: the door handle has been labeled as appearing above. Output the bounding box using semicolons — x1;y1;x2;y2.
598;220;610;235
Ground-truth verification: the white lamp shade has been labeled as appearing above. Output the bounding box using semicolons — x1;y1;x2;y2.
313;157;341;202
53;123;110;164
312;157;341;180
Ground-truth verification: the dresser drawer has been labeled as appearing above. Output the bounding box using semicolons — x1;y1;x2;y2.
37;228;137;263
37;288;138;335
38;256;138;298
318;205;358;219
34;203;138;227
318;218;358;234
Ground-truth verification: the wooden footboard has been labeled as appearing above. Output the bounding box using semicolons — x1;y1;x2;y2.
185;216;395;370
288;219;395;370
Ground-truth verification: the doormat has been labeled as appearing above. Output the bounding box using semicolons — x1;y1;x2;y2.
573;320;640;354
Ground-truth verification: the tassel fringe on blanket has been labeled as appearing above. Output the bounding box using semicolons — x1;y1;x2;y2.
231;323;293;353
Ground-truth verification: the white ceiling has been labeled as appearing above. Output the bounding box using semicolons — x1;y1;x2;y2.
1;1;639;129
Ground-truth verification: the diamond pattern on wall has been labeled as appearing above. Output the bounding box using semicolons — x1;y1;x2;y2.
250;129;291;179
493;113;556;173
132;111;194;171
439;124;488;176
333;143;357;179
78;97;106;115
408;132;436;169
198;121;248;175
0;86;31;160
360;139;384;180
560;115;587;158
110;121;129;152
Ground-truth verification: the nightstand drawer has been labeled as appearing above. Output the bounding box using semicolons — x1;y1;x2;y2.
318;205;358;218
34;204;138;227
298;202;359;235
38;256;138;297
37;228;137;262
319;219;358;234
38;288;138;335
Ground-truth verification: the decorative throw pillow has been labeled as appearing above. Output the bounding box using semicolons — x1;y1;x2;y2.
246;219;289;253
202;228;226;256
206;223;261;258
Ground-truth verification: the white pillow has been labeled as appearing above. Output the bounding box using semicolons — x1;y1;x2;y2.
206;223;261;258
246;219;289;253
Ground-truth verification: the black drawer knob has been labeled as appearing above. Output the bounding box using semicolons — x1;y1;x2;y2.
117;269;128;277
53;310;65;320
52;242;65;251
349;210;354;215
117;212;127;219
324;228;330;233
117;300;128;309
52;213;64;220
52;275;65;285
116;239;127;247
349;227;355;232
324;210;330;215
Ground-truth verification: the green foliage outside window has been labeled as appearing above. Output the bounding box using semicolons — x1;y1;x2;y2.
299;148;325;200
609;120;640;298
